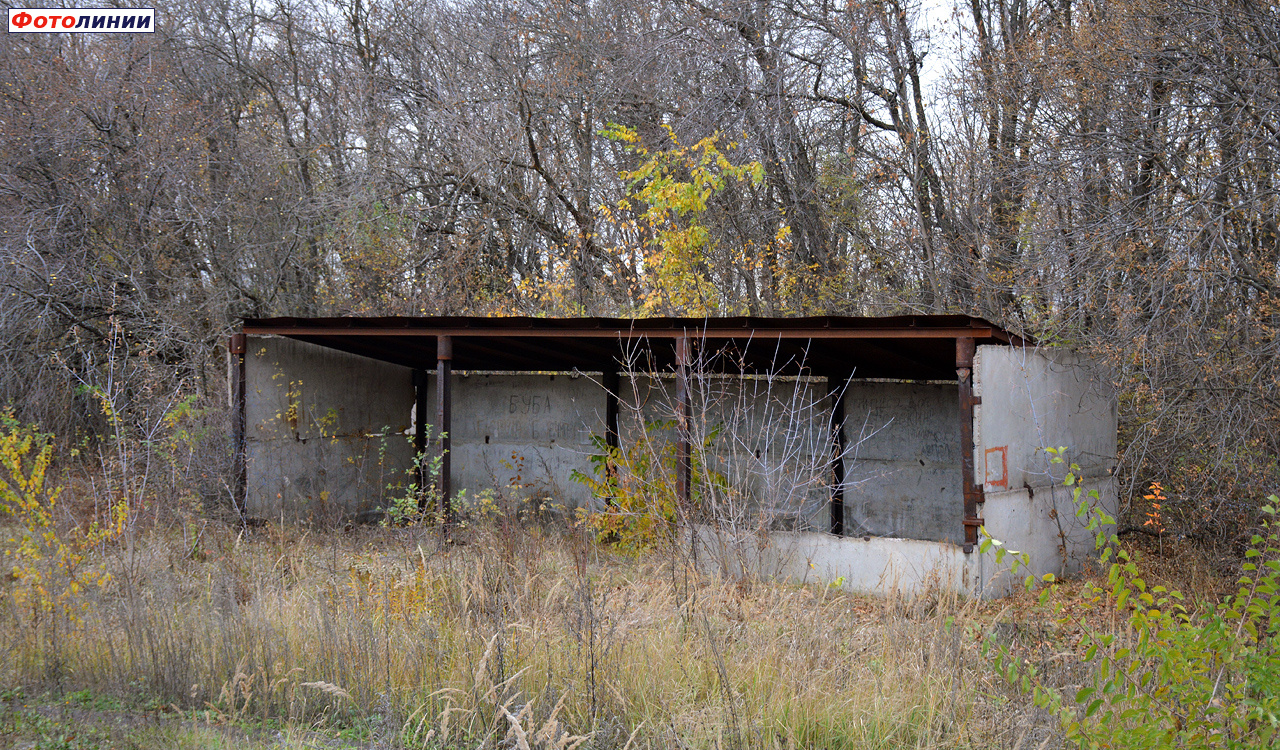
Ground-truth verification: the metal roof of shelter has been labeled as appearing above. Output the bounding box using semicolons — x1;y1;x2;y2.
241;315;1027;380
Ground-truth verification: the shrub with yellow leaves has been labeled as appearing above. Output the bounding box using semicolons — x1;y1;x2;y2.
0;412;123;626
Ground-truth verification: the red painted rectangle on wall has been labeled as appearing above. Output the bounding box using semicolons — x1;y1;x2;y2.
985;446;1008;488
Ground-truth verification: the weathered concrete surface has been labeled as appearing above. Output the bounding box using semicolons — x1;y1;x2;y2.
242;336;1118;598
245;337;414;523
423;373;602;512
610;377;964;541
840;382;962;544
425;373;838;523
689;347;1117;598
241;353;978;546
694;526;975;596
975;476;1117;597
694;477;1115;599
618;376;832;529
971;345;1117;595
974;345;1117;490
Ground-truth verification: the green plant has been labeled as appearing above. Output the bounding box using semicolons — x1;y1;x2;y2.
382;432;445;528
382;431;496;528
571;420;725;552
66;688;123;712
982;453;1280;748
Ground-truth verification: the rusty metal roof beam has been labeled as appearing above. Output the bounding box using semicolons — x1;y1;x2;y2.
240;315;1028;382
244;325;998;340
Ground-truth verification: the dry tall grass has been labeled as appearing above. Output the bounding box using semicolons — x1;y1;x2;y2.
1;519;1043;749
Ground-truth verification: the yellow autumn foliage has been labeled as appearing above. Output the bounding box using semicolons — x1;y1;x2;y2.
0;413;123;624
602;123;768;316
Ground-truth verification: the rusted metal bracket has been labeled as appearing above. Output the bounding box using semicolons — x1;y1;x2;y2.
229;333;247;522
674;336;692;524
436;335;453;537
957;337;985;553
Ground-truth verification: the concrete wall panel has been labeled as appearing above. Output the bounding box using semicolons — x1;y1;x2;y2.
694;526;975;596
424;373;602;511
970;346;1117;592
427;374;838;521
625;376;833;529
974;476;1117;597
245;337;415;523
973;345;1117;492
841;382;963;543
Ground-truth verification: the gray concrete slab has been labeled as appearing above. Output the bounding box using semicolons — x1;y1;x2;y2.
693;525;976;596
970;345;1118;596
422;372;603;513
424;373;842;523
245;337;415;523
840;382;962;543
974;345;1117;491
694;474;1115;599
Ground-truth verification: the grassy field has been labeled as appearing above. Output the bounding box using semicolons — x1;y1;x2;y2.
0;515;1086;750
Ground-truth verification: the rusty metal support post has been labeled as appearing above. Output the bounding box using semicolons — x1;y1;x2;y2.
957;337;984;552
414;369;429;509
603;368;620;492
436;336;453;534
229;333;247;522
674;336;692;523
828;374;847;536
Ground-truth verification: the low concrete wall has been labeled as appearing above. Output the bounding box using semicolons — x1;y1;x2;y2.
695;476;1115;599
245;337;414;523
695;528;976;595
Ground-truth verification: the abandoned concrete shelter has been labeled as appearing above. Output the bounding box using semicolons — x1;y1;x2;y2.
231;315;1117;597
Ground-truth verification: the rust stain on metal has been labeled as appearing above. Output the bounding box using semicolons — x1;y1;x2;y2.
956;337;984;552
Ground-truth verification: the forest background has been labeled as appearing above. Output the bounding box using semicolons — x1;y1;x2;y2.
2;0;1279;548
